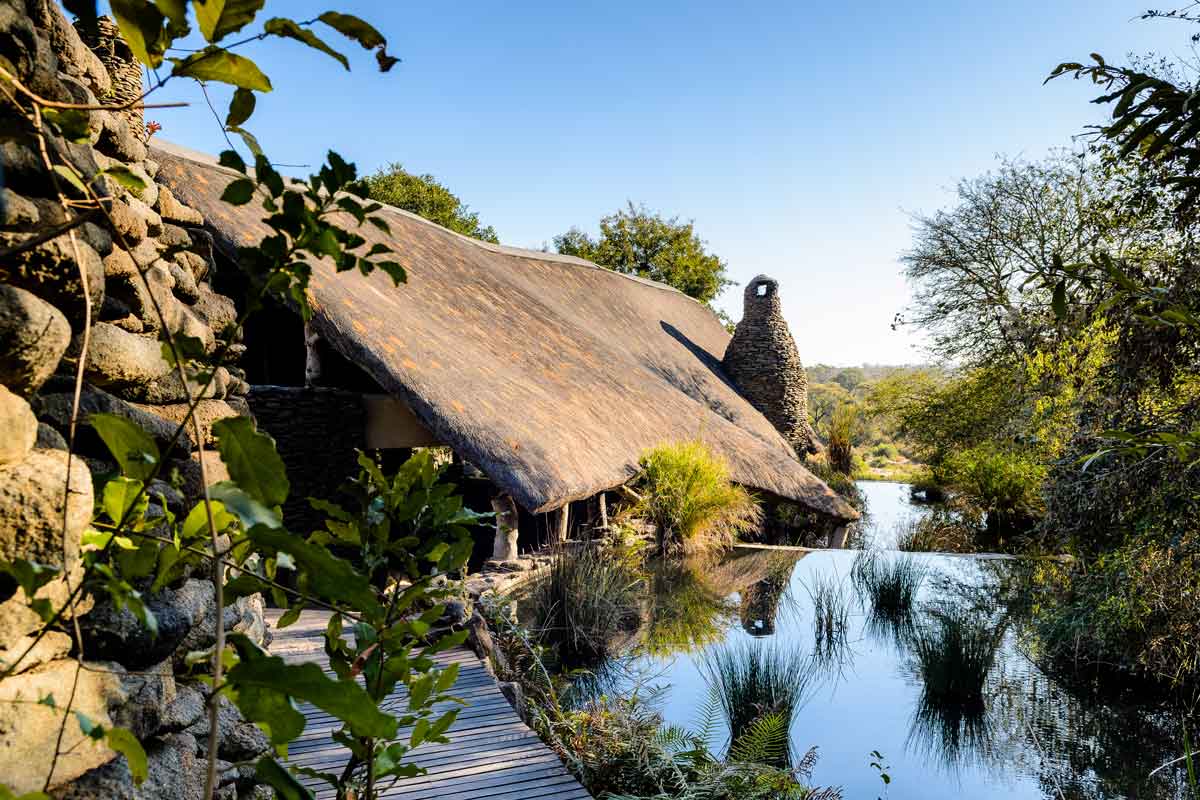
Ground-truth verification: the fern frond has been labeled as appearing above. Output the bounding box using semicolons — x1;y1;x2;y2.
729;711;789;766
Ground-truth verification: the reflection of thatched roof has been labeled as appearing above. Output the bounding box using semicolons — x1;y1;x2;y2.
701;547;806;598
152;143;857;520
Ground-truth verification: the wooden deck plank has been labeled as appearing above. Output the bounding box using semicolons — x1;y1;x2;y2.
264;609;591;799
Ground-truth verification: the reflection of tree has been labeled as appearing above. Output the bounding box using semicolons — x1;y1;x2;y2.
904;559;1198;798
640;559;739;657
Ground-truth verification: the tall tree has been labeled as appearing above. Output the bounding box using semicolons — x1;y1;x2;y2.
900;151;1173;366
553;202;732;304
365;163;499;243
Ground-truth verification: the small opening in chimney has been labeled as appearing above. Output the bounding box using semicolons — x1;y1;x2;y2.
756;283;769;297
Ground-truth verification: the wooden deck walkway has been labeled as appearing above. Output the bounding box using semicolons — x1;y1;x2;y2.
265;609;592;800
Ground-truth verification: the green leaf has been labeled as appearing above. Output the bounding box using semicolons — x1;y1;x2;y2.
110;0;168;67
1051;279;1067;320
376;260;407;285
317;12;385;48
52;165;87;195
0;559;59;598
193;0;265;43
213;416;289;508
228;126;263;157
105;728;148;784
219;149;247;173
226;634;397;740
181;499;235;543
225;88;256;127
42;108;91;143
153;0;189;35
82;528;137;550
99;165;148;192
255;757;316;800
102;476;147;527
263;18;349;70
221;177;256;205
74;711;104;739
208;483;282;530
172;49;272;91
89;413;160;481
246;526;378;611
0;787;51;800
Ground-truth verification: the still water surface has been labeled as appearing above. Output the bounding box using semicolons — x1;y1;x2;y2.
585;482;1192;800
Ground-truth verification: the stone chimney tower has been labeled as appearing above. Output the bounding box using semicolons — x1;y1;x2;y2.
74;16;144;139
722;275;820;456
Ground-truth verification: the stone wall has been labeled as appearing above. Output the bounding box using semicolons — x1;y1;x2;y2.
0;5;269;797
248;385;367;534
721;274;820;456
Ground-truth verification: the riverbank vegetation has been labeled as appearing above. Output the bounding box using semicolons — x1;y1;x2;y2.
635;440;763;556
881;11;1200;697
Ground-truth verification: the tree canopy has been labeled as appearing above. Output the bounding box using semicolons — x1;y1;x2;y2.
553;202;732;304
365;163;499;243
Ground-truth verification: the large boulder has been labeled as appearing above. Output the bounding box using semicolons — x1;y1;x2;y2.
0;233;104;331
29;0;111;97
32;383;195;457
187;695;269;762
117;366;225;405
0;384;38;464
50;731;206;800
0;564;92;651
79;322;172;388
192;285;237;339
79;590;194;671
111;658;176;740
0;448;91;570
0;658;127;793
155;186;204;226
0;630;71;675
129;399;239;448
0;283;72;396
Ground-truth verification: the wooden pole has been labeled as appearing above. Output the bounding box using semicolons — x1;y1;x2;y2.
598;492;608;531
490;494;519;561
556;504;569;543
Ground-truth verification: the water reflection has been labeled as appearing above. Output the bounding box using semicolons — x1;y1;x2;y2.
905;608;1004;770
590;548;1197;799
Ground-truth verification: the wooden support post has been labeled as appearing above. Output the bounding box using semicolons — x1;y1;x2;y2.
598;492;608;531
490;494;519;561
303;322;322;387
556;504;570;543
829;524;850;549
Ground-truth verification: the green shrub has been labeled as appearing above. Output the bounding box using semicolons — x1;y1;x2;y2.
870;442;900;460
701;643;816;768
943;444;1045;525
1030;533;1200;688
637;440;762;555
827;404;858;475
529;547;644;665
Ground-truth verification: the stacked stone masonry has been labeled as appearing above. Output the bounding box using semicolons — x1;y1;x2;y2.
0;5;269;797
721;274;821;457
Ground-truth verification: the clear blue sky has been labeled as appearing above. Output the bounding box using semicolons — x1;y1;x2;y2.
145;1;1186;366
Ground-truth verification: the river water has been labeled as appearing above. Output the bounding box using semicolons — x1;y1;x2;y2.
580;481;1194;799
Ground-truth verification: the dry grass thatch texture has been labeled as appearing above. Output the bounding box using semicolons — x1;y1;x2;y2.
151;143;858;521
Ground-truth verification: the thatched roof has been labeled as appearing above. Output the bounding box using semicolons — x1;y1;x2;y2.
151;142;857;521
